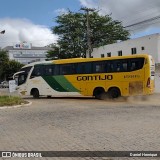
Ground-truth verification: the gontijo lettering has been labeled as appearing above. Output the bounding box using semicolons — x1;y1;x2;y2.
77;75;113;81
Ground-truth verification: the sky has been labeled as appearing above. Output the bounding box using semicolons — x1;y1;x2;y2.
0;0;160;48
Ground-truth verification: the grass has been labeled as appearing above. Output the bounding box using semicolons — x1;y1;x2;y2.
0;96;27;107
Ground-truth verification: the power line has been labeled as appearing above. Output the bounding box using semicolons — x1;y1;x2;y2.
117;2;160;22
128;19;160;32
121;10;160;27
124;15;160;28
96;0;160;30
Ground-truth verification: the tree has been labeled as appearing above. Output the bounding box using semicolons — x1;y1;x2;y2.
3;60;24;80
0;50;9;80
0;50;9;62
47;10;130;59
0;50;23;80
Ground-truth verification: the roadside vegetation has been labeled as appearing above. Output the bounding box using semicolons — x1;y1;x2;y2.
0;50;24;81
47;9;130;59
0;96;26;106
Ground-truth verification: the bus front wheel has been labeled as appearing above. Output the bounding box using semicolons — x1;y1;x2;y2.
108;88;120;99
31;88;40;99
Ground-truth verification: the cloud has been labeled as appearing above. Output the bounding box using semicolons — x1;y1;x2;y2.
0;18;58;48
79;0;97;8
54;8;68;15
79;0;160;36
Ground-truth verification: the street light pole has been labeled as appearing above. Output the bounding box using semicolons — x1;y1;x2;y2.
80;7;95;58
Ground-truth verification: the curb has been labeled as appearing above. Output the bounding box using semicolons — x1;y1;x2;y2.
0;101;32;109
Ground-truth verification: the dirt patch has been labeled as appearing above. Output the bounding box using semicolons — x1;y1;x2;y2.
101;93;160;107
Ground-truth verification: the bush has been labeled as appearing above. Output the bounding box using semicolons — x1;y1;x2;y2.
0;96;26;106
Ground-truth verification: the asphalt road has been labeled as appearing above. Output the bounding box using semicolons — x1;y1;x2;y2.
0;94;160;160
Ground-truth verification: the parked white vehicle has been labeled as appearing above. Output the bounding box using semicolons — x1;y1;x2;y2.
0;81;9;88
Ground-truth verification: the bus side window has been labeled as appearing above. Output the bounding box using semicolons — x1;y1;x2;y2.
130;58;144;71
30;65;44;78
116;62;121;72
122;61;128;72
122;60;129;72
59;64;77;75
54;65;59;75
71;64;77;74
60;65;68;75
106;61;114;73
93;62;105;73
45;65;54;76
130;62;136;71
77;62;92;74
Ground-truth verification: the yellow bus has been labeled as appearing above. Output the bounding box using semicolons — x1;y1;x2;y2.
13;54;155;99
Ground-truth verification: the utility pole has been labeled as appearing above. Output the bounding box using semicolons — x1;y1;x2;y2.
80;7;95;58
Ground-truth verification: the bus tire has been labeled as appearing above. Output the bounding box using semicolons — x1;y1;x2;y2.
31;88;40;99
108;87;121;99
93;87;105;100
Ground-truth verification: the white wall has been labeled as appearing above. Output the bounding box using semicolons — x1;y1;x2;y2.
157;35;160;62
91;33;159;63
8;49;47;64
8;52;14;59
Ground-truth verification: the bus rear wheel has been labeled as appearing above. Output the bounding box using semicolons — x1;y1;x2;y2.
31;89;40;99
108;88;120;99
93;87;105;100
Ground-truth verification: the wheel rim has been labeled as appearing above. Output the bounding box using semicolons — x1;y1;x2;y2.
110;89;120;98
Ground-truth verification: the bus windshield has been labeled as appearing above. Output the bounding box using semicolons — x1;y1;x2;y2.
14;66;32;86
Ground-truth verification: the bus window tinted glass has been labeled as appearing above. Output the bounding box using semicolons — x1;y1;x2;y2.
105;60;129;73
20;66;32;74
130;58;144;71
45;65;54;76
54;65;59;75
59;64;77;75
122;62;128;71
105;61;114;73
77;63;92;74
93;62;105;73
19;66;32;84
31;65;44;77
115;62;121;72
18;74;27;85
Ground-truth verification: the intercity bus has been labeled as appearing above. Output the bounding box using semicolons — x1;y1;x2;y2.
13;54;155;99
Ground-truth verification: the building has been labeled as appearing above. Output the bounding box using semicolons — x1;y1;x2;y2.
3;42;52;64
90;33;160;63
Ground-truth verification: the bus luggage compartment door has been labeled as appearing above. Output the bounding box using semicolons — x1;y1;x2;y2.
129;81;143;95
